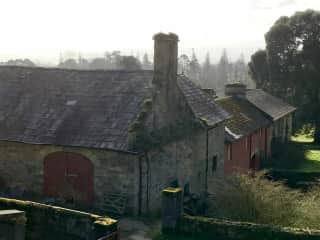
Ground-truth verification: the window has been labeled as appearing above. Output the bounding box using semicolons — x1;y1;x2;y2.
212;155;217;172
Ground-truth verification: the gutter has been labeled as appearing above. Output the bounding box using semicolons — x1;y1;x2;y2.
0;139;139;155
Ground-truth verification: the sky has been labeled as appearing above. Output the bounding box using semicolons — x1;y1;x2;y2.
1;0;320;64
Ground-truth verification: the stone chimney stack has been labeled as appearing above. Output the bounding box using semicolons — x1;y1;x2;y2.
152;33;179;128
225;83;247;97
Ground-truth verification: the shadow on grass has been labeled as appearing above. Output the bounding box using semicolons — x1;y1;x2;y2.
264;138;320;189
266;139;320;172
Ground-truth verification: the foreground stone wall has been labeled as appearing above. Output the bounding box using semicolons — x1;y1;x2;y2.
0;141;139;214
0;209;26;240
180;215;320;240
0;197;118;240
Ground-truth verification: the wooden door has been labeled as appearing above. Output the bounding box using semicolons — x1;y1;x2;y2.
44;152;94;206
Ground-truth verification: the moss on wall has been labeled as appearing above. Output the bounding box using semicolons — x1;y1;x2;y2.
0;197;118;240
129;118;203;152
180;215;320;240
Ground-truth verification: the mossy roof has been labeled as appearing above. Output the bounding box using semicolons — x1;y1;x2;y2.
216;96;272;142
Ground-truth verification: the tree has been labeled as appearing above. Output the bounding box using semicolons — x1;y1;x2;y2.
189;49;201;85
6;58;35;67
142;53;152;70
90;58;108;69
119;56;142;70
178;54;191;75
202;52;212;87
58;58;78;69
249;50;269;89
217;49;229;90
78;54;90;69
249;9;320;143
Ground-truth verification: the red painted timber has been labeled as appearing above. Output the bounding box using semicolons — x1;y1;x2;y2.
44;152;94;206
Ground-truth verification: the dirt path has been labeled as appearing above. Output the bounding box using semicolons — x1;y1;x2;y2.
118;218;153;240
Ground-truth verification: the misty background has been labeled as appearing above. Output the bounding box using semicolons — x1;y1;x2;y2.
1;0;319;91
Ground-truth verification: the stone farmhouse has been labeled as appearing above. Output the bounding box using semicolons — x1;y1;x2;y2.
0;33;230;215
215;83;296;175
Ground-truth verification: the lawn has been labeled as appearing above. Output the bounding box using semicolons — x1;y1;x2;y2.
290;134;320;172
267;133;320;189
301;147;320;172
291;134;314;143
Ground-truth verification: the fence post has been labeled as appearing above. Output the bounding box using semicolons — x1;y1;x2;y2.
0;209;26;240
161;187;183;233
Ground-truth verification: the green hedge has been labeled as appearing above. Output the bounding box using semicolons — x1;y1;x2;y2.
0;197;117;240
180;215;320;240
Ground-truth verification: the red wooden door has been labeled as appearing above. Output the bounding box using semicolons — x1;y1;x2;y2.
44;152;94;206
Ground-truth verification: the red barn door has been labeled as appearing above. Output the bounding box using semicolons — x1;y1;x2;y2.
44;152;94;206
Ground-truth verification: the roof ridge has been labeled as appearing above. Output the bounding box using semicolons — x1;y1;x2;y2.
0;65;154;74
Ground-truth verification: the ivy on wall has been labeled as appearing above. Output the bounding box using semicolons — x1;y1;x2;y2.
128;98;203;152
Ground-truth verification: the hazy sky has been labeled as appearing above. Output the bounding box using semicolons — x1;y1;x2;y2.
1;0;320;63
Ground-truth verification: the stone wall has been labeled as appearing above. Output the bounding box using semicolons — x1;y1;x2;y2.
139;131;204;214
0;141;140;214
0;209;26;240
207;123;225;179
139;122;225;214
180;215;320;240
0;197;118;240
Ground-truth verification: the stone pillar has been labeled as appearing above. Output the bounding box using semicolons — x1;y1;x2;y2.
161;187;183;233
0;210;26;240
92;218;118;240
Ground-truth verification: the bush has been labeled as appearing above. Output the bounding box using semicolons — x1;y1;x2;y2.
207;172;320;229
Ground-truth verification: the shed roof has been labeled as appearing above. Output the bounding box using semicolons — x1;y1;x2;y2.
178;75;230;127
216;96;272;142
245;89;296;121
0;66;227;152
0;66;152;152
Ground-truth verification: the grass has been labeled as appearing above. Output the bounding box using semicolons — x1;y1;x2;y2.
267;133;320;172
291;133;320;172
291;134;314;143
207;172;320;229
300;146;320;172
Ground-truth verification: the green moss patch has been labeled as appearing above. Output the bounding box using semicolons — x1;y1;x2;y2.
0;197;117;240
162;188;182;196
179;215;320;240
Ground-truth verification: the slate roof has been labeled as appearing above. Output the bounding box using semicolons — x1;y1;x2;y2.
216;97;272;142
0;66;228;152
178;75;230;127
246;89;296;121
0;66;153;152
